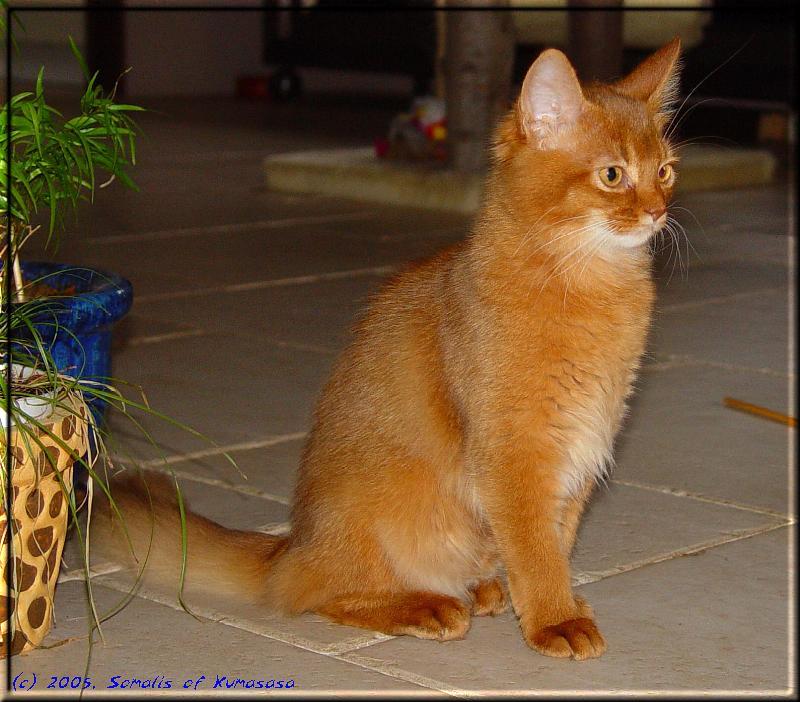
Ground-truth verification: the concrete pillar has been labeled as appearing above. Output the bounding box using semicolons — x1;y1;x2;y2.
444;0;515;173
568;0;624;83
86;0;126;95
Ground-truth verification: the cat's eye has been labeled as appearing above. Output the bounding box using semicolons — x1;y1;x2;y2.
658;164;674;182
599;166;624;187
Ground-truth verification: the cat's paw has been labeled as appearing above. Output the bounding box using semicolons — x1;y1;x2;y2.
524;617;606;660
401;597;472;642
470;578;509;616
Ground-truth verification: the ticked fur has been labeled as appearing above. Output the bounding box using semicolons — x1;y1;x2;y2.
92;39;682;660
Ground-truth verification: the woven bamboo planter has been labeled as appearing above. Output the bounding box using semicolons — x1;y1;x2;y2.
1;394;88;657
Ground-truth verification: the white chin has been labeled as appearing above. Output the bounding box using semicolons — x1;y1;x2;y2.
610;229;655;249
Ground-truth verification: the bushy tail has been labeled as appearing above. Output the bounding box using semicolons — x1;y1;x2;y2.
89;470;288;605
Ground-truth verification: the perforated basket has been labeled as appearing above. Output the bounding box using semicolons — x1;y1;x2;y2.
1;394;88;657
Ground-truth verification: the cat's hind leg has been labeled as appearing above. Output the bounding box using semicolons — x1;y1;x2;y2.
316;591;472;641
469;577;508;616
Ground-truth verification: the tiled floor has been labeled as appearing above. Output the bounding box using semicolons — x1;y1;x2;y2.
15;96;795;696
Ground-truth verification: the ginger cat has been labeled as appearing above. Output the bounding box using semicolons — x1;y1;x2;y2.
93;39;682;660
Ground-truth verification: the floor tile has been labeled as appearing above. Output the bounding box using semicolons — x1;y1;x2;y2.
132;275;384;353
23;583;431;694
350;526;790;693
673;185;789;232
616;364;791;515
653;259;787;309
571;482;779;579
103;334;335;458
650;290;789;374
13;91;791;696
100;217;386;291
141;435;306;506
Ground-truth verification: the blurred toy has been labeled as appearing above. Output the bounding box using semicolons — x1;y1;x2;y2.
375;96;447;162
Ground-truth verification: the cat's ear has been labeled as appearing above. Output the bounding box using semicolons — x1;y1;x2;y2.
517;49;586;149
614;37;682;117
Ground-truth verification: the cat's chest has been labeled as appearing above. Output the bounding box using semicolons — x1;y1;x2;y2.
536;300;652;496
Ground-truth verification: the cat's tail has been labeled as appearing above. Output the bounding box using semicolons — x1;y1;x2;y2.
88;470;289;606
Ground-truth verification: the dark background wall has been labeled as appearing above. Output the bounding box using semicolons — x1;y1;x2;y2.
5;3;794;149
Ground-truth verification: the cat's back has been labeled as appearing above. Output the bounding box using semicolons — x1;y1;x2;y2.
309;241;467;449
347;241;466;366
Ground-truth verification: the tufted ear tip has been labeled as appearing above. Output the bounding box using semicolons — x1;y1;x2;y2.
664;36;682;55
614;37;683;115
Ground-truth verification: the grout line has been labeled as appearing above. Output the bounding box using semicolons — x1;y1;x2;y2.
676;253;790;269
332;652;470;698
658;287;782;313
58;563;123;584
93;574;337;654
643;353;794;378
254;521;291;536
268;339;339;355
125;328;210;346
93;574;456;696
140;431;307;467
319;527;795;655
138;430;789;524
145;466;291;505
641;358;704;372
87;524;789;696
85;211;374;245
611;478;793;520
321;633;396;656
573;520;791;587
135;265;394;303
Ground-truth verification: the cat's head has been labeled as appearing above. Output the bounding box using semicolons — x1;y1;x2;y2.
494;38;682;254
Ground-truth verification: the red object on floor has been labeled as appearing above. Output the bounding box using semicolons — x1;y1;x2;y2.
374;137;390;158
237;75;270;100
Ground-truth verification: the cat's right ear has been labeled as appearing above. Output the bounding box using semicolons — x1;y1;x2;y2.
517;49;586;149
614;37;682;119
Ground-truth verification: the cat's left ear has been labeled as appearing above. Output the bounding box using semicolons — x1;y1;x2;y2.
614;37;682;117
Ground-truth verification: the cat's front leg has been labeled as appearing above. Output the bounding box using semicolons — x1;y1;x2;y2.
559;479;595;557
472;440;606;660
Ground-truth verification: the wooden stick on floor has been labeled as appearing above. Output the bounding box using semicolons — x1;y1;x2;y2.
723;397;796;428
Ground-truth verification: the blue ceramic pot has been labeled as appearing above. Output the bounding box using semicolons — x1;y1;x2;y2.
16;261;133;421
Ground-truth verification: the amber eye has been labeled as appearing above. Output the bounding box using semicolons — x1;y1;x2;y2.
658;164;674;182
599;166;623;187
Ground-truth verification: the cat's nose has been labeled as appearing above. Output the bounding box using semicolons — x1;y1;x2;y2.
646;207;667;222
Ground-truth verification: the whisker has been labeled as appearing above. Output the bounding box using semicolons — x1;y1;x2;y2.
521;221;600;268
663;223;682;286
669;216;702;269
672;135;743;151
512;205;559;256
529;233;597;303
665;97;720;143
663;222;685;283
540;224;611;301
654;228;671;258
563;233;611;308
514;212;595;257
670;204;709;243
543;227;604;276
664;39;753;141
660;227;676;276
669;222;689;283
